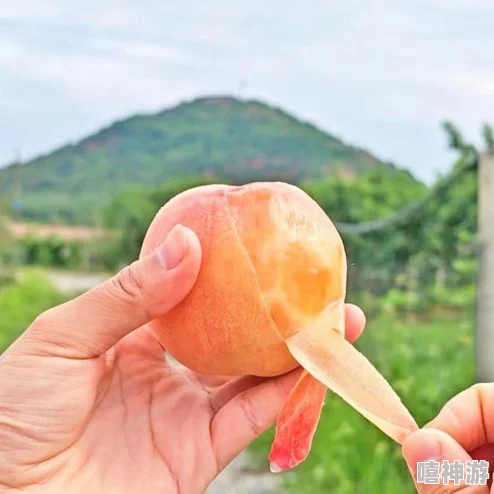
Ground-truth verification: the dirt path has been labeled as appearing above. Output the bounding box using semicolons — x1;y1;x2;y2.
206;452;282;494
48;270;283;494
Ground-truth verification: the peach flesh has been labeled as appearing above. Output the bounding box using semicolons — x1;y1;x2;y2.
140;182;418;472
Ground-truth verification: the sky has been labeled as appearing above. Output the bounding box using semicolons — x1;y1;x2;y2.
1;0;493;184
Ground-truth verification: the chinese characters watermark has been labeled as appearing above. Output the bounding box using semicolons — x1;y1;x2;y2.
417;460;489;486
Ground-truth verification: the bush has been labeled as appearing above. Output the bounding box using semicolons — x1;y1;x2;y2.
0;269;67;353
378;284;476;315
13;236;84;269
381;289;431;314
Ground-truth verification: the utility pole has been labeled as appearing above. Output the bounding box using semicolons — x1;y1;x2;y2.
476;152;494;381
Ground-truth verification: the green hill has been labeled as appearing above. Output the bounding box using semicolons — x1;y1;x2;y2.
0;96;409;224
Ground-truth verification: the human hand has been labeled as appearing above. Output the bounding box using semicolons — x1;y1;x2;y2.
0;224;366;494
403;384;494;493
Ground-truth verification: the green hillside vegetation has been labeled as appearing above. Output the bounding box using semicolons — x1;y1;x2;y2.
1;96;410;224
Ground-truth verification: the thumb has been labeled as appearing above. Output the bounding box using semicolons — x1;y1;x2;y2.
403;428;489;493
22;224;202;359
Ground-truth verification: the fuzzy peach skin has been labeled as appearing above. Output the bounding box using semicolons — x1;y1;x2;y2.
140;182;418;472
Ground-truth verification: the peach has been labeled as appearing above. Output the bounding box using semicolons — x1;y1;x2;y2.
140;182;418;472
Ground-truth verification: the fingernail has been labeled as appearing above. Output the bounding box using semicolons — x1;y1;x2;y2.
158;225;189;270
403;429;443;475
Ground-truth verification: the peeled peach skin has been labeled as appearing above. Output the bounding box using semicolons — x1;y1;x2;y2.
140;182;418;472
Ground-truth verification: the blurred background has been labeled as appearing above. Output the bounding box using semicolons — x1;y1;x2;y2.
1;2;493;493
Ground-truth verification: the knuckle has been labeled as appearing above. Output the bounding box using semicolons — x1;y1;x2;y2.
470;382;490;396
110;262;146;302
29;307;57;333
442;383;490;426
237;393;265;438
23;307;67;354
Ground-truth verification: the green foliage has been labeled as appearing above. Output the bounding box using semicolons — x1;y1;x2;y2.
0;270;15;291
10;236;85;269
0;97;398;224
380;285;476;314
405;153;477;292
0;196;11;245
483;123;494;154
442;121;467;151
0;269;66;353
250;312;475;494
301;168;427;223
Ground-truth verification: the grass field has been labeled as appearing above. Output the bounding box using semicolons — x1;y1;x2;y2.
249;309;476;493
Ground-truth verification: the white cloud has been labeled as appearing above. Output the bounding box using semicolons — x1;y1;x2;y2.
452;73;494;97
0;39;25;59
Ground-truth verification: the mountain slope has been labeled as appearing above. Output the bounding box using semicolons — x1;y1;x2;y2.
1;96;406;224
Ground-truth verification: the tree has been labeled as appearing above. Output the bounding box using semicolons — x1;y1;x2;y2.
482;123;494;154
442;121;467;152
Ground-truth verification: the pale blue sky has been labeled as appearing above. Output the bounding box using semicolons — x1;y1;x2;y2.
1;0;493;183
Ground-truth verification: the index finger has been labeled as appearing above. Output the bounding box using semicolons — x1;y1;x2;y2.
426;383;494;452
